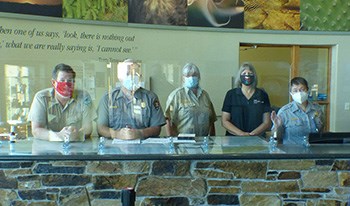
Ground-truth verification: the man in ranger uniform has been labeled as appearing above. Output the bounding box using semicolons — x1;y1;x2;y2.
96;59;166;140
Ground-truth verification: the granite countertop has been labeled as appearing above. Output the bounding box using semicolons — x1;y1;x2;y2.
1;136;350;160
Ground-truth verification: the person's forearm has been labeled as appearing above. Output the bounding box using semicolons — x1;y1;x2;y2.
222;120;247;136
97;125;111;138
165;119;178;136
33;128;64;141
32;127;51;141
250;122;271;136
140;126;161;138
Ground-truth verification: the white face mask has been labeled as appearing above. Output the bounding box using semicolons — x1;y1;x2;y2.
123;75;140;91
291;91;308;104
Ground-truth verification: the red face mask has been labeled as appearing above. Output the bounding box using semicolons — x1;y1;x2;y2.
54;81;74;98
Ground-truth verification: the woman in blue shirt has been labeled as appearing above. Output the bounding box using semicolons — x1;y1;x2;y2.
271;77;323;145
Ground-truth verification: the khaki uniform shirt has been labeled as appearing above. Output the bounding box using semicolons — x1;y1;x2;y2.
28;88;95;132
165;87;217;136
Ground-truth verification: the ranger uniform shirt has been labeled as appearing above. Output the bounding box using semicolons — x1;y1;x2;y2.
97;87;166;130
165;86;217;136
28;88;95;132
277;100;323;145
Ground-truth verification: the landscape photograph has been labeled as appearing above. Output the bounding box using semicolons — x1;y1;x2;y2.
0;0;62;17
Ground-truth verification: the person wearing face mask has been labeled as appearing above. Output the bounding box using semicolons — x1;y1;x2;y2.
222;62;271;137
164;63;217;136
271;77;323;145
96;59;166;140
28;63;96;141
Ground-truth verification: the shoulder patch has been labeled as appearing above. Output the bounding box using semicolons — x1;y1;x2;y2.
153;99;160;110
84;96;92;105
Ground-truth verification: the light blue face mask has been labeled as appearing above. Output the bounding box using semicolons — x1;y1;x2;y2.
123;75;140;91
184;76;199;89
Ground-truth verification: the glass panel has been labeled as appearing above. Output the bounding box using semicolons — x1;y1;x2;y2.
299;47;329;102
239;46;291;110
4;65;32;139
298;47;330;131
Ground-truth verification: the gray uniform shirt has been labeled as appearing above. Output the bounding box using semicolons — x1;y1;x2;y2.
277;100;323;145
97;87;166;130
28;88;95;132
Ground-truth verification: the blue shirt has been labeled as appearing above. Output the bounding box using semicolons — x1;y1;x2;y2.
277;100;323;145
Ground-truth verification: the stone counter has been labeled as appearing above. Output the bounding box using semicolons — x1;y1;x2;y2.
0;159;349;206
0;136;350;205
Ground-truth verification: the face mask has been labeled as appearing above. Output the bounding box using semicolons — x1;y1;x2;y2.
184;76;199;89
240;74;255;86
54;81;74;98
123;75;140;91
291;91;308;104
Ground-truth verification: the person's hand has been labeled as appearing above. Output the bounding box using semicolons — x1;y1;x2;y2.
109;127;143;140
239;132;250;136
119;128;143;140
48;126;75;141
271;111;282;128
57;126;78;141
249;131;256;136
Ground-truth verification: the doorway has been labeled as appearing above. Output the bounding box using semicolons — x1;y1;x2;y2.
239;43;331;131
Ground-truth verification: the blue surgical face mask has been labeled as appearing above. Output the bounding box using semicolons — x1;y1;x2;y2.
184;76;199;89
123;75;140;91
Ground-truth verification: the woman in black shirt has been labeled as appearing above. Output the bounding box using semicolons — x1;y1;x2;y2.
221;62;271;136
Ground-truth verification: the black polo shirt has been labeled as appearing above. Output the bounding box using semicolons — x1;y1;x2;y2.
222;88;271;136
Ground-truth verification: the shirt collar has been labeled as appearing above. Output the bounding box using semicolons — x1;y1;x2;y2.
50;88;75;107
184;86;202;97
291;100;313;113
116;87;142;100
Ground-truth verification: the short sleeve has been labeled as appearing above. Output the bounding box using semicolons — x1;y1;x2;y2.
96;93;110;126
28;92;48;125
82;92;97;126
221;90;233;113
149;93;166;127
164;90;177;122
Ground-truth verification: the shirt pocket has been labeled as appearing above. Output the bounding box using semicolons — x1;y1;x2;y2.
66;104;83;126
288;118;305;127
286;118;310;139
109;107;125;129
179;102;195;117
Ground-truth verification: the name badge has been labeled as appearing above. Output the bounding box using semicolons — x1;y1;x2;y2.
141;102;146;108
253;99;264;104
134;105;142;115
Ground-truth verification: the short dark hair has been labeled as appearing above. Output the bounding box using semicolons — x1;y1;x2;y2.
52;63;76;80
290;77;309;90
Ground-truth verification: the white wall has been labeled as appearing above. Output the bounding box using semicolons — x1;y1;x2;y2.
1;14;349;135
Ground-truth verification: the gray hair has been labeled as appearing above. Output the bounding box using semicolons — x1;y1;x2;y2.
182;63;201;78
234;62;258;88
